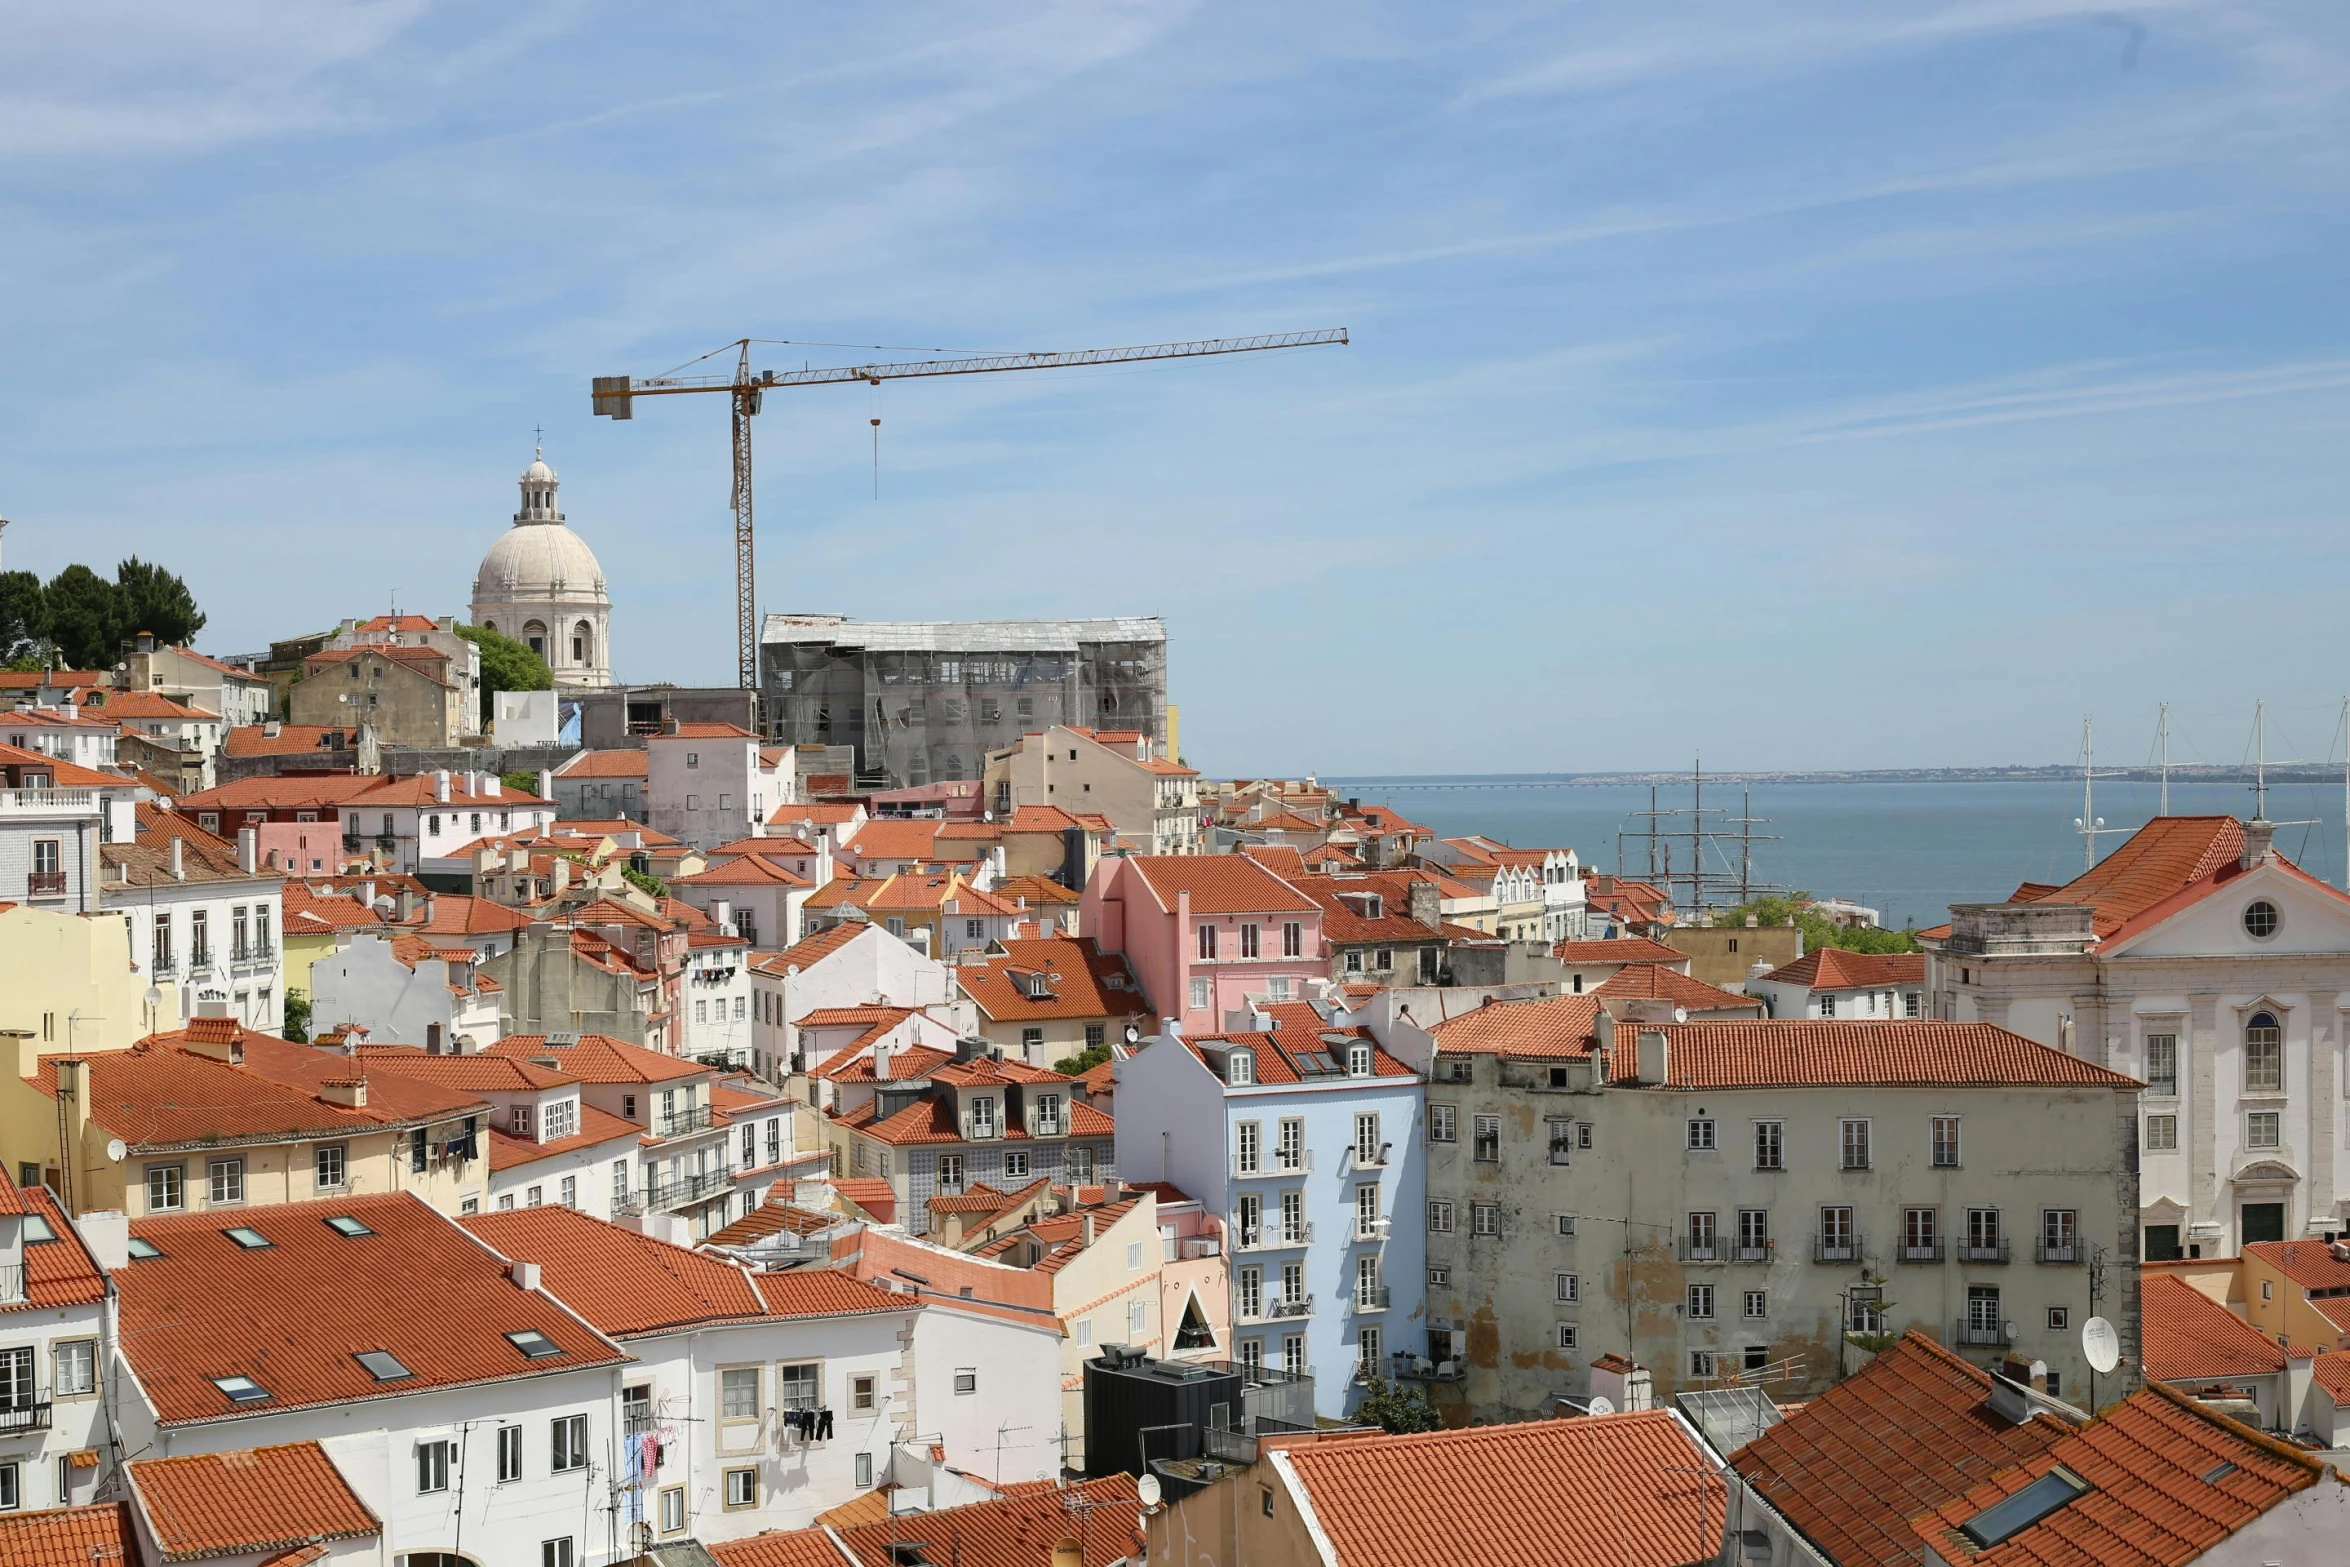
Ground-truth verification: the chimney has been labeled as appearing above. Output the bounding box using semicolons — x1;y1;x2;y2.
511;1259;542;1291
2286;1346;2315;1424
537;769;554;801
237;827;259;875
1592;874;1615;895
1082;1213;1097;1246
2241;818;2277;869
1052;1540;1085;1567
422;894;437;927
397;889;419;922
77;1210;129;1271
1408;878;1441;931
357;879;376;909
182;1025;245;1067
59;701;76;722
434;769;451;803
317;1078;368;1108
263;719;281;738
168;838;184;882
1634;1028;1670;1085
1987;1361;2043;1424
714;900;733;935
485;775;502;798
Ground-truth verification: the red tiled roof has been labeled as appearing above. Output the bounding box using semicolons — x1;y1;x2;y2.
828;1475;1139;1567
751;1270;915;1322
281;881;384;934
707;1527;857;1567
1734;1332;2072;1567
1608;1020;2142;1090
1553;936;1686;965
1130;854;1316;915
222;724;360;759
1429;994;1603;1059
1188;1011;1415;1084
2141;1273;2286;1383
393;894;534;937
1282;1410;1717;1567
99;690;222;722
706;1202;845;1249
485;1033;705;1083
1240;844;1310;879
2009;816;2245;939
2313;1352;2350;1407
848;819;945;861
957;938;1150;1024
0;740;129;789
0;1504;139;1566
127;1442;379;1560
11;1186;107;1314
1592;964;1756;1010
118;1193;627;1426
464;1205;770;1335
991;873;1081;906
674;854;810;887
1910;1381;2320;1567
826;1177;900;1215
749;921;869;976
1758;948;1927;991
556;748;651;778
653;722;756;739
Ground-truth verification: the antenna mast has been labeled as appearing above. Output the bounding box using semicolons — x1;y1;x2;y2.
2253;698;2269;822
2156;702;2170;816
2075;717;2124;871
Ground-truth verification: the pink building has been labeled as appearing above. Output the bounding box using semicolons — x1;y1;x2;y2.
1081;855;1323;1033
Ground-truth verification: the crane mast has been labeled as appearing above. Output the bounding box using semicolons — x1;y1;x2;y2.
593;328;1348;690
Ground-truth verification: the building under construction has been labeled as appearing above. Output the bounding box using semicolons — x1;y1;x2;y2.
759;613;1170;790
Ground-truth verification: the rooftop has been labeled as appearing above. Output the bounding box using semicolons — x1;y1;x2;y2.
0;1504;139;1566
1428;993;1604;1059
1553;936;1687;965
956;938;1149;1024
1759;948;1928;991
1128;854;1317;915
127;1441;380;1562
484;1032;706;1084
1606;1020;2143;1090
2141;1273;2290;1383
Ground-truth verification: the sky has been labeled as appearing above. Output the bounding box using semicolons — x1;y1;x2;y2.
1;2;2345;778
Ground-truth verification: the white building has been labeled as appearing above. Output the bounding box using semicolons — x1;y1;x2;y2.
1922;815;2350;1258
647;725;797;851
101;819;286;1036
123;639;274;729
671;847;825;953
684;929;756;1067
334;768;559;879
309;929;502;1053
358;1046;644;1220
747;922;959;1085
0;1180;114;1515
0;704;117;771
1747;947;1926;1020
0;743;138;916
470;449;615;689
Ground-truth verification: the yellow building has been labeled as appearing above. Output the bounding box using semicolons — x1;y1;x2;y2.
0;902;180;1052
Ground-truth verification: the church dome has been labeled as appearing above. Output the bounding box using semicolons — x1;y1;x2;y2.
469;445;614;688
472;520;607;603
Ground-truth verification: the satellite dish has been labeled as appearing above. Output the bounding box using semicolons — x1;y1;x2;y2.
1585;1395;1614;1416
1136;1474;1162;1509
105;1138;127;1164
1123;1024;1142;1045
2082;1316;2120;1374
143;987;162;1011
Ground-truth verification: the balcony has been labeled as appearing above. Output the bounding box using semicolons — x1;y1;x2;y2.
1350;1145;1388;1169
1276;1150;1313;1174
645;1162;735;1209
1351;1218;1390;1244
1677;1238;1721;1264
1898;1240;1945;1264
1548;1140;1574;1167
1957;1240;2011;1265
2036;1242;2081;1265
1732;1242;1774;1264
1953;1317;2015;1348
0;789;96;814
961;1119;1002;1143
1266;1295;1314;1320
1812;1234;1864;1264
0;1400;53;1436
0;1264;22;1304
1350;1287;1391;1312
1234;1224;1313;1253
649;1104;716;1141
1391;1352;1466;1384
25;871;67;899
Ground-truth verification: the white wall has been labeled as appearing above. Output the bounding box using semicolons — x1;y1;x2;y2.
312;930;499;1050
908;1302;1062;1487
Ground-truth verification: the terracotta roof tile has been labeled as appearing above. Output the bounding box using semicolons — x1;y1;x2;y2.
706;1202;844;1249
1281;1410;1717;1567
1909;1381;2320;1567
222;724;363;759
826;1475;1139;1567
485;1032;705;1084
1611;1020;2142;1090
2140;1273;2286;1383
1759;949;1927;991
750;1270;916;1322
848;819;946;861
1188;1012;1416;1083
956;938;1150;1024
707;1527;856;1567
556;749;651;779
1429;994;1603;1059
118;1193;627;1426
1592;964;1758;1011
652;722;757;739
12;1187;107;1314
1733;1332;2073;1567
0;1503;138;1566
674;855;811;887
1130;854;1316;915
127;1442;379;1561
482;1104;641;1171
463;1205;771;1334
1552;936;1686;964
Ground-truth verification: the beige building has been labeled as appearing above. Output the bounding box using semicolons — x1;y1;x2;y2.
1394;1000;2141;1414
985;724;1202;855
1922;815;2350;1258
1663;918;1803;988
955;936;1151;1067
290;643;467;748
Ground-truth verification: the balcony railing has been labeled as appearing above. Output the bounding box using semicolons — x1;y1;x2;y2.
1732;1242;1774;1264
1391;1352;1466;1384
1276;1149;1312;1173
1351;1287;1391;1312
1266;1295;1314;1320
0;1400;53;1436
1812;1233;1863;1263
1548;1141;1573;1166
0;1264;22;1304
2037;1242;2080;1264
1899;1240;1945;1264
0;789;96;813
1957;1240;2011;1265
1350;1146;1387;1168
1352;1218;1390;1243
25;871;67;898
1235;1225;1312;1252
1954;1318;2014;1348
1236;1152;1312;1178
645;1162;735;1209
650;1104;716;1140
1677;1238;1720;1264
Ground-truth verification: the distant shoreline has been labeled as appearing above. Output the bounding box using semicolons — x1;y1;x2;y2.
1322;766;2343;789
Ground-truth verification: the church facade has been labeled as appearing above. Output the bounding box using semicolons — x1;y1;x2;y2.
470;449;614;689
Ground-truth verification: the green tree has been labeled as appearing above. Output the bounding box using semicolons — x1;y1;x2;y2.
1718;892;1920;956
501;770;541;796
0;571;52;666
456;622;552;725
115;556;207;647
44;564;125;670
1052;1044;1113;1078
1352;1378;1442;1434
283;990;313;1045
622;866;667;900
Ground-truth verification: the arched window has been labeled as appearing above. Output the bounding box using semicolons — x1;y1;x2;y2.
573;621;593;666
2245;1011;2283;1093
481;619;496;636
523;620;548;659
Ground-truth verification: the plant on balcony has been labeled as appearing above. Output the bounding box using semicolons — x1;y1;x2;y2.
1843;1269;1901;1355
1354;1377;1442;1434
1053;1043;1112;1077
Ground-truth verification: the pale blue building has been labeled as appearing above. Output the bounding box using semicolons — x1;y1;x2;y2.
1112;1003;1425;1418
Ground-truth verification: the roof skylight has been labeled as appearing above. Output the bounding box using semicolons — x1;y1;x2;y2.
1960;1467;2091;1549
126;1237;163;1260
21;1214;55;1244
324;1215;374;1238
505;1329;564;1360
224;1226;272;1249
212;1375;270;1404
354;1349;413;1381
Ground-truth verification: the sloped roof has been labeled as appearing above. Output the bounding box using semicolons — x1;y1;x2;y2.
1909;1381;2321;1567
483;1104;642;1171
281;881;384;935
222;724;360;759
1760;948;1927;991
1429;994;1603;1059
464;1204;769;1335
748;921;869;976
1188;1008;1415;1084
484;1032;704;1084
1592;964;1757;1010
674;854;810;887
1281;1410;1717;1567
0;1504;139;1566
556;749;650;778
1610;1021;2142;1090
1553;936;1685;965
1128;855;1316;914
956;938;1149;1023
848;818;945;861
832;1474;1139;1567
9;1185;108;1315
127;1441;379;1561
1732;1331;2072;1567
2140;1273;2287;1383
118;1193;627;1426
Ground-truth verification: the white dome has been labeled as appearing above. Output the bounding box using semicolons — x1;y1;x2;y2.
472;521;607;603
522;456;556;483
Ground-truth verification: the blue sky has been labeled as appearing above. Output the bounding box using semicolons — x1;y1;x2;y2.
2;2;2344;776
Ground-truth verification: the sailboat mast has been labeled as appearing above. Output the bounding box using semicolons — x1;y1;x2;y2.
2082;717;2097;873
2157;702;2170;816
2254;698;2269;822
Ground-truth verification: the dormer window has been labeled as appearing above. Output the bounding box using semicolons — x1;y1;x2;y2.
1348;1042;1374;1078
1228;1050;1256;1086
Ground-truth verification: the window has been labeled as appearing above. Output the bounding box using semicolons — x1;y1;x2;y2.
526;1186;544;1208
2041;1209;2078;1261
1472;1203;1500;1236
207;1158;244;1206
722;1367;760;1420
2243;900;2279;939
1354;1112;1381;1160
1555;1214;1576;1237
954;1368;978;1395
1966;1208;2003;1260
1687;1117;1716;1151
1283;921;1303;957
153;912;173;973
855;1451;875;1487
1473;1114;1500;1163
1197;925;1217;960
0;1462;14;1511
2145;1033;2178;1095
1905;1206;1939;1256
551;1414;588;1471
1005;1150;1030;1179
1127;1240;1144;1271
417;1440;453;1493
146;1164;184;1213
2247;1110;2282;1149
1241;923;1260;958
1348;1043;1373;1078
1189;977;1212;1013
1555;1272;1580;1303
2244;1012;2282;1093
1686;1212;1716;1258
1282;1335;1306;1377
1556;1323;1579;1349
1904;990;1921;1018
1690;1350;1716;1378
1429;1267;1450;1287
544;1100;576;1141
937;1154;964;1193
726;1468;758;1509
1839;1118;1871;1171
1129;1297;1148;1336
313;1143;347;1189
1931;1115;1961;1167
659;1485;685;1532
507;1329;563;1360
1967;1286;2002;1336
1820;992;1836;1018
2146;1114;2178;1150
1753;1121;1783;1171
1280;1190;1305;1243
1356;1184;1380;1237
1737;1209;1769;1256
779;1362;820;1409
1429;1105;1456;1143
612;1161;631;1207
1428;1200;1454;1232
1820;1205;1856;1254
53;1340;94;1397
1237;1121;1261;1174
497;1423;523;1483
1744;1290;1768;1319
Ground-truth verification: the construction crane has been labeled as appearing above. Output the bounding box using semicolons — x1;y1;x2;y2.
591;328;1349;689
